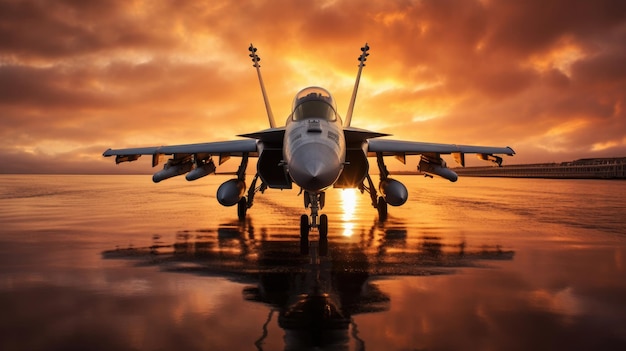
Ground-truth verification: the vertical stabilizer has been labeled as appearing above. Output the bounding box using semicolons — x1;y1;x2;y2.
344;43;370;127
249;44;276;128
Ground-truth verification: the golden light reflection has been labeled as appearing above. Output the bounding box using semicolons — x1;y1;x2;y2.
340;188;358;237
533;118;590;153
343;222;354;237
373;11;407;26
527;288;582;317
546;118;588;137
591;140;619;151
525;37;585;77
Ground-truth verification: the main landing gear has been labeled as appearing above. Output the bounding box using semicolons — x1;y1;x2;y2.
359;153;390;222
300;191;328;256
361;174;389;222
237;172;268;222
231;154;268;222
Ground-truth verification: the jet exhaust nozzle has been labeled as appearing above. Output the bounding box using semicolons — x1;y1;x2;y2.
217;179;246;206
379;178;408;206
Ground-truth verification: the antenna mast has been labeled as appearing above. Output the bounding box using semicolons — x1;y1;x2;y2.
249;44;276;128
344;43;369;127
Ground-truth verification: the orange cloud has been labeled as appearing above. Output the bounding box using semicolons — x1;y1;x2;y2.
1;0;625;173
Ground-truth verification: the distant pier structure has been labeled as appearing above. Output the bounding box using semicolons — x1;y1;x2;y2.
455;157;626;179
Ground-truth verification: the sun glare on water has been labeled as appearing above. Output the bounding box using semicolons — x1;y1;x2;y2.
340;188;358;237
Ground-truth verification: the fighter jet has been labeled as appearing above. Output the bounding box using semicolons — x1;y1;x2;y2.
103;43;515;242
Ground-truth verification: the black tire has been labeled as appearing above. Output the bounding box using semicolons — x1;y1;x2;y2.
237;197;247;221
300;214;310;238
319;214;328;239
377;196;388;221
300;215;309;255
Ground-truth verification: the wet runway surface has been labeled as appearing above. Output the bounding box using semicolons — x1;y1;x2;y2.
1;175;625;350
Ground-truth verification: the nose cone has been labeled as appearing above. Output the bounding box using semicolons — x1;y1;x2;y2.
289;144;342;191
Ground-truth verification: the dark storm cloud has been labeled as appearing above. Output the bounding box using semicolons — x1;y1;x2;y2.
0;0;177;60
484;0;626;53
0;64;110;108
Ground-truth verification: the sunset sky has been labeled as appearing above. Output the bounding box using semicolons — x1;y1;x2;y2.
1;0;625;174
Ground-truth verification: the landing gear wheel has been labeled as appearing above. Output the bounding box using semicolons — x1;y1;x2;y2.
318;214;329;256
319;214;328;239
377;196;388;221
300;214;309;255
237;197;247;221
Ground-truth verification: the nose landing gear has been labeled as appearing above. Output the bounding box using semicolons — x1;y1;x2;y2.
300;191;328;255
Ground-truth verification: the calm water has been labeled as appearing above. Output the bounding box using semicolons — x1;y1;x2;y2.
0;175;625;351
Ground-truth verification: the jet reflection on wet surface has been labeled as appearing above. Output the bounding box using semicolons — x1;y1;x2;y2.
103;220;514;350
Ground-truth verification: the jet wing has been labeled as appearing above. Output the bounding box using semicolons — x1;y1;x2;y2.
103;139;258;165
367;139;515;167
367;139;514;156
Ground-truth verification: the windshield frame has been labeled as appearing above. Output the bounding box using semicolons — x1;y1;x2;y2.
291;87;338;122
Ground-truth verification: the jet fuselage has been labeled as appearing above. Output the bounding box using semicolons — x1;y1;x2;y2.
283;87;346;192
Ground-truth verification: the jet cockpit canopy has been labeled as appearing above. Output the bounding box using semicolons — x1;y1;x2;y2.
291;86;339;122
